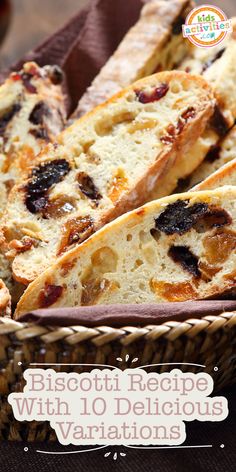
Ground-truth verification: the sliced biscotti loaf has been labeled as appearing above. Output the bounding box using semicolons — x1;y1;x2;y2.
193;159;236;191
73;0;193;118
15;186;236;317
2;71;215;284
0;61;66;216
182;125;236;189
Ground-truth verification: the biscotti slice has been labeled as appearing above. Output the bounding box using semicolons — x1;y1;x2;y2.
193;159;236;191
181;125;236;189
73;0;193;118
2;71;215;284
0;61;66;216
15;186;236;317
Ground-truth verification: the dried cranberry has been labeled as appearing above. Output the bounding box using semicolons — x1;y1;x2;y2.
168;245;201;278
29;101;50;125
77;172;102;201
155;200;209;235
39;284;63;308
21;72;37;93
30;127;50;141
205;145;221;163
136;83;169;104
160;135;175;145
201;48;225;73
0;103;21;136
211;106;228;137
181;107;196;121
25;159;70;214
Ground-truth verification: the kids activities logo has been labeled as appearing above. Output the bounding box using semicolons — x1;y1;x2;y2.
182;4;232;48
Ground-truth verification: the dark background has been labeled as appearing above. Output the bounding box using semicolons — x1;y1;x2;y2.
0;0;235;69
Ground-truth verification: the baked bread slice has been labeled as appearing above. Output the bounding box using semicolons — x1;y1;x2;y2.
15;186;236;317
181;125;236;189
2;71;215;284
192;158;236;191
0;61;66;216
73;0;193;118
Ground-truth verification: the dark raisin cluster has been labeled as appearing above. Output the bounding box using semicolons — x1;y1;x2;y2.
25;159;70;214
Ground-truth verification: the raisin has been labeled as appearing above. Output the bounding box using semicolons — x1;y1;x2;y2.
155;200;231;235
135;83;169;104
47;65;64;85
39;284;63;308
168;245;201;278
77;172;102;201
25;159;70;214
172;16;185;35
155;200;209;235
21;72;37;93
201;48;225;73
194;208;232;233
205;145;221;163
0;103;21;136
58;216;94;255
29;101;50;125
210;106;228;137
29;127;50;141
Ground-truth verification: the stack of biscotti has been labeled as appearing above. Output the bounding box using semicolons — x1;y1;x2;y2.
73;0;193;118
1;71;214;290
15;186;236;317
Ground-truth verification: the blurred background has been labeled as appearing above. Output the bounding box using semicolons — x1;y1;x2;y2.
0;0;234;69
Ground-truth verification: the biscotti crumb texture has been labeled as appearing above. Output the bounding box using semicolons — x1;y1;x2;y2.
2;71;215;285
15;186;236;317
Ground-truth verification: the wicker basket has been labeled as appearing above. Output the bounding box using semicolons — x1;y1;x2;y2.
0;312;235;441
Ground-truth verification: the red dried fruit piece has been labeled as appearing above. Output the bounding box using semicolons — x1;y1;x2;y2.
181;107;196;121
160;135;175;145
21;73;37;94
39;284;64;308
160;107;196;144
77;172;102;202
168;245;200;278
135;83;169;104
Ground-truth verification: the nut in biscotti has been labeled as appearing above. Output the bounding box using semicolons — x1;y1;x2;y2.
14;186;236;317
2;71;215;285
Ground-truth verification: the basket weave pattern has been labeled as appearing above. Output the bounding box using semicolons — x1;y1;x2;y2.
0;313;235;441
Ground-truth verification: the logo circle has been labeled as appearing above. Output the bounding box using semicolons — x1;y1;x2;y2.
184;4;231;48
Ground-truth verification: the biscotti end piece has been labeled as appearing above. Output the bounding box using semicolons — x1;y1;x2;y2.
15;186;236;317
0;61;66;216
2;71;215;285
73;0;193;118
